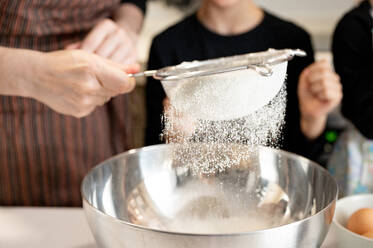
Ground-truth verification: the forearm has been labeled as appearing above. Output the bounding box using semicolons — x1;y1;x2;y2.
114;3;145;34
300;114;327;140
0;46;41;98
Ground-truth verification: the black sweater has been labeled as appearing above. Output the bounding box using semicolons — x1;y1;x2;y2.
122;0;147;13
145;12;325;161
333;0;373;139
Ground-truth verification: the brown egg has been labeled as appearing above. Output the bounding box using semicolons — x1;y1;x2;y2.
362;231;373;239
347;208;373;234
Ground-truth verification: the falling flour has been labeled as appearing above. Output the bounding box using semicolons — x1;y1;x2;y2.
161;63;288;175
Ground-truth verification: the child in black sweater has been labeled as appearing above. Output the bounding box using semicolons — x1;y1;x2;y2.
146;0;342;162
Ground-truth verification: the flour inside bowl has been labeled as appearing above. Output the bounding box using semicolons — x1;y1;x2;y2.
165;213;292;234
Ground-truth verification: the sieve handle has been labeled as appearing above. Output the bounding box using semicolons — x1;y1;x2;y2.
128;70;157;78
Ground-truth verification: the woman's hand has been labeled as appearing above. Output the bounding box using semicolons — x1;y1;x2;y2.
298;60;342;139
66;18;138;64
27;49;139;117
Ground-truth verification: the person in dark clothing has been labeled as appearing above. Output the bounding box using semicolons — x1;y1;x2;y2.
333;0;373;139
145;0;342;162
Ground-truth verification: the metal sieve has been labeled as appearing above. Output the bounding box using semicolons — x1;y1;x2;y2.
134;48;306;121
129;49;306;80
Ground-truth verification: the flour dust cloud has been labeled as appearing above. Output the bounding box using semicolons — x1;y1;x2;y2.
162;66;287;175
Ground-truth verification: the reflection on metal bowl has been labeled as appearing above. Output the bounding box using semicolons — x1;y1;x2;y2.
81;144;337;248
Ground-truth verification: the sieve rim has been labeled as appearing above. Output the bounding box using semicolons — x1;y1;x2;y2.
153;48;306;81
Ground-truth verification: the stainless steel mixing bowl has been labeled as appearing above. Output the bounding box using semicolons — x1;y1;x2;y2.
82;144;338;248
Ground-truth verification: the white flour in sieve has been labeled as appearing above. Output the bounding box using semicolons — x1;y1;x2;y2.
162;64;288;175
162;62;287;121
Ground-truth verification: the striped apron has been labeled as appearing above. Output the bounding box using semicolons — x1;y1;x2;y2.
0;0;133;206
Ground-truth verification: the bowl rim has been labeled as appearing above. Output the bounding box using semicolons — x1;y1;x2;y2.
81;144;338;237
333;194;373;242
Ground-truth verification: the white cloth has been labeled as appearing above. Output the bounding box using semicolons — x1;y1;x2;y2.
328;124;373;196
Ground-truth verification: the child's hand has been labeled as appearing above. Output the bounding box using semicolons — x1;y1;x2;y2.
298;60;342;139
163;98;196;143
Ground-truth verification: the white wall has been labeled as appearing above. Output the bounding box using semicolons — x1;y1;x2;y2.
255;0;357;50
256;0;354;21
138;2;185;63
